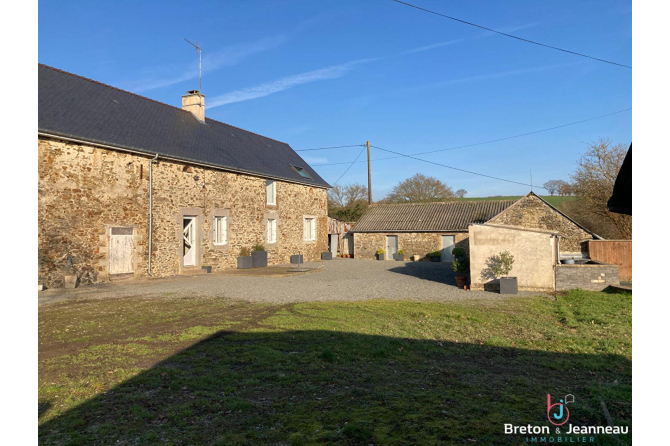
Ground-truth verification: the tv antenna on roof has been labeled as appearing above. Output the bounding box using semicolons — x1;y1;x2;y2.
184;38;202;94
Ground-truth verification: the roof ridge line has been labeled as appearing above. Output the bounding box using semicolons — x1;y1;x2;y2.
39;63;291;147
370;199;516;207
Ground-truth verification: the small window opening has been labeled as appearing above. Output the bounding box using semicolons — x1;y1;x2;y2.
291;165;312;179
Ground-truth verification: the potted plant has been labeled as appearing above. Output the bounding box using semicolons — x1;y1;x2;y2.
396;249;405;261
237;247;252;269
251;244;268;268
491;250;517;294
452;258;469;289
428;250;442;262
452;247;466;260
376;249;386;261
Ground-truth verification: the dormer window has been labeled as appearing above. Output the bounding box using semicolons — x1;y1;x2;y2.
266;180;276;205
291;165;311;179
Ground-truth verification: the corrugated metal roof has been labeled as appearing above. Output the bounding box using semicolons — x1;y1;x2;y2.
38;64;330;188
352;200;516;232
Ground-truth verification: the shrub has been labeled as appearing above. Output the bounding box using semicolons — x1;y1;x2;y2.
376;249;385;255
452;258;470;275
252;244;265;252
239;247;251;257
428;250;442;258
488;250;515;277
452;247;466;258
398;249;405;255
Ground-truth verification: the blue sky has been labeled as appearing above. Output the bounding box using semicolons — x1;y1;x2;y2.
38;0;632;199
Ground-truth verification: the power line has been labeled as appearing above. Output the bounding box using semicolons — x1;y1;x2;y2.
391;0;632;69
310;107;631;166
332;145;367;185
371;144;545;190
295;144;364;152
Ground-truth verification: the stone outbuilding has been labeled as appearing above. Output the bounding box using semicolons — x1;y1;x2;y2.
38;64;330;288
351;192;599;261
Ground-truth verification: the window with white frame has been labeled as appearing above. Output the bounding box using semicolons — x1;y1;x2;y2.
213;216;228;245
266;180;276;205
267;218;277;244
304;217;316;241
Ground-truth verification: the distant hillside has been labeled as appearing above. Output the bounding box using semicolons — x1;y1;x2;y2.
459;195;575;208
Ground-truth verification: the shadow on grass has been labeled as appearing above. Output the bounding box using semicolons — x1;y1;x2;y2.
388;262;457;286
39;330;631;445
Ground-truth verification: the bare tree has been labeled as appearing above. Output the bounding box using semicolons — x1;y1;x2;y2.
384;173;455;203
327;183;369;221
570;139;631;239
543;180;561;196
455;189;467;198
556;180;573;196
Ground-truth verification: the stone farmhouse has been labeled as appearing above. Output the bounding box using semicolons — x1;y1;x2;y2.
351;193;599;261
38;64;329;288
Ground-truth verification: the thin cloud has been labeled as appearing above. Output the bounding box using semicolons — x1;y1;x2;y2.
127;35;289;92
301;155;329;165
434;62;576;86
207;59;375;109
205;21;541;107
398;38;464;55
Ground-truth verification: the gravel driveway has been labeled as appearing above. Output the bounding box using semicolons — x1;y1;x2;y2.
39;258;527;305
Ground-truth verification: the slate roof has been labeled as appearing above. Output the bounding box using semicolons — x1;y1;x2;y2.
351;200;516;232
38;64;330;188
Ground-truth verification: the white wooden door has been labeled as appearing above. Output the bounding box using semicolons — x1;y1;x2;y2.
183;217;196;266
329;235;338;253
110;227;134;274
441;235;455;262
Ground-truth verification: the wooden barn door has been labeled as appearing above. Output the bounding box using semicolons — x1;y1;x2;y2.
109;227;134;274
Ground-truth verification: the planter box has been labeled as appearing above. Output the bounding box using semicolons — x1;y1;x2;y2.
201;266;212;274
396;254;405;261
251;251;268;268
237;256;252;269
64;275;79;289
377;254;386;261
290;254;304;264
321;252;333;260
499;277;518;294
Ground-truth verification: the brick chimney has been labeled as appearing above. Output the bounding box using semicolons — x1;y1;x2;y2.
182;90;205;122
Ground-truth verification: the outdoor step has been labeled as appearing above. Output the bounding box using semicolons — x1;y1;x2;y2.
180;267;208;276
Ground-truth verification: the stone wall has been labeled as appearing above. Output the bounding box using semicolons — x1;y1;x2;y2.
488;194;592;253
555;262;620;291
353;232;468;260
38;136;328;288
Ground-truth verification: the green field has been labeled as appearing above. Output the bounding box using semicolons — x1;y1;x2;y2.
39;290;631;445
460;195;575;208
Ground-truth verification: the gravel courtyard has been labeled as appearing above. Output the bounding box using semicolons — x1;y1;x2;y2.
39;258;529;305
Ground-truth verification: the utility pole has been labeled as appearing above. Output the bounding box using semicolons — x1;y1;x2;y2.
367;140;372;204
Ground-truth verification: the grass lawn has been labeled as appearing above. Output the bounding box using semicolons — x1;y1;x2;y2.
459;195;575;208
39;290;631;445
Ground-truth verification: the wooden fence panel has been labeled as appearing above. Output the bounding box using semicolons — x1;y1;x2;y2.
587;240;632;281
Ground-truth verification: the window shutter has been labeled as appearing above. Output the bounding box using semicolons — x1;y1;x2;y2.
304;219;308;240
311;219;316;240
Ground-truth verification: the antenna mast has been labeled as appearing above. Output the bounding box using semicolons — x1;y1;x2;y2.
184;38;202;94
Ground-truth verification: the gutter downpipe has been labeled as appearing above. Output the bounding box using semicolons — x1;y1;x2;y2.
148;154;159;277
